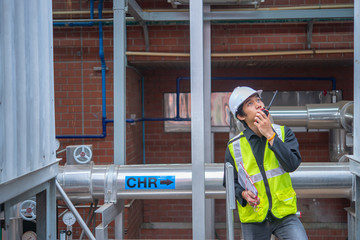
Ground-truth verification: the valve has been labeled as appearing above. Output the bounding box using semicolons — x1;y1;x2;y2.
73;145;92;164
19;200;36;221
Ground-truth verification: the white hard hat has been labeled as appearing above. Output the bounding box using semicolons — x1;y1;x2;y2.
229;86;263;116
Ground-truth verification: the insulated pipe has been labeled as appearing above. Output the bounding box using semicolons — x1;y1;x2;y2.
57;162;353;202
270;101;354;130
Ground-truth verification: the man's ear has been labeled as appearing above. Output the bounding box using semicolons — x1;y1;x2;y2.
237;114;245;121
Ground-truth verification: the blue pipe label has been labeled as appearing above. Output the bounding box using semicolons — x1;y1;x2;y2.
125;176;175;190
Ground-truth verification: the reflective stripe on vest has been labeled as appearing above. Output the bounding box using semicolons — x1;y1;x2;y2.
249;167;286;184
232;133;243;169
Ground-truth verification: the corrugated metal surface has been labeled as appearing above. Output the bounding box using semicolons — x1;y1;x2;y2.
0;0;56;184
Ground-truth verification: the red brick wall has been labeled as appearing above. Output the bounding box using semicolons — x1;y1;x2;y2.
54;22;143;237
53;0;354;239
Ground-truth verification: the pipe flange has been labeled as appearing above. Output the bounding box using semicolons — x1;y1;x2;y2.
340;101;353;133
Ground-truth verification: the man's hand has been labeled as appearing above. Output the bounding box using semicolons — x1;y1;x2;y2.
254;110;275;143
242;190;260;207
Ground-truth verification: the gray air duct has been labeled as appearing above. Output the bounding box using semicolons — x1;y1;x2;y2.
270;101;353;131
57;162;353;203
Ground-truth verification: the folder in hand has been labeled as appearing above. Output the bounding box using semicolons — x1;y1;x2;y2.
238;161;258;197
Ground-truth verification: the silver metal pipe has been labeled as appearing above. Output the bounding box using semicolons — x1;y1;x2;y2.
329;129;350;162
57;162;353;202
225;163;235;240
290;163;352;199
270;101;353;130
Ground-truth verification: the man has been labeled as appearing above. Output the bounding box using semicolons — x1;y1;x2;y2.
224;86;308;240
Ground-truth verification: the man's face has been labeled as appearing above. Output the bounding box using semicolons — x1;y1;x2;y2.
237;94;265;124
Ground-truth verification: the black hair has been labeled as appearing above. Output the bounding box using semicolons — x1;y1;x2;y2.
235;103;247;127
235;103;245;118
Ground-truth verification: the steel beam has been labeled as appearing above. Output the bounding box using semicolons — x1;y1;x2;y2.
128;0;150;51
353;0;360;162
95;224;108;240
113;0;126;166
351;0;360;239
190;0;206;238
0;162;58;204
208;8;353;21
95;202;124;227
139;8;353;22
203;4;214;240
225;163;235;240
113;0;126;238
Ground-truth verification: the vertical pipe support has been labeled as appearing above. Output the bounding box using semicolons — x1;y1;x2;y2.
113;0;126;165
352;1;360;239
113;0;126;238
226;162;236;240
46;179;57;239
203;4;214;239
190;0;206;238
353;0;360;167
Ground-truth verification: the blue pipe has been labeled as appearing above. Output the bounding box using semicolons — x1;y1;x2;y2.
98;0;106;121
53;22;95;27
53;0;95;27
90;0;94;19
142;76;146;164
57;0;111;139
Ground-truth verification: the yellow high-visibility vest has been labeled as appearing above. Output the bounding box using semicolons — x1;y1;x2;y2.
228;124;297;223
